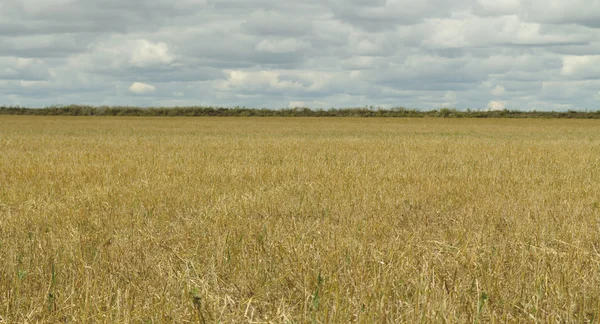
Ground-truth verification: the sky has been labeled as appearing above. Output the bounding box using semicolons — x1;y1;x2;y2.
1;0;600;110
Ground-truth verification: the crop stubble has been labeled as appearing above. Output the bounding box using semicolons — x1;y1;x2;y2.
1;116;600;322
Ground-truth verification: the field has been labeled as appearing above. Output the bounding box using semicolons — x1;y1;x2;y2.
1;116;600;323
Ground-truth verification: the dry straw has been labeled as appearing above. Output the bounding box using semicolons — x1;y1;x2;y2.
1;116;600;322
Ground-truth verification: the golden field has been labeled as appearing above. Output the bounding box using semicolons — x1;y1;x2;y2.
1;116;600;323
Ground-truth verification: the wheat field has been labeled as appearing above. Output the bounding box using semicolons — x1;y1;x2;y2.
1;116;600;323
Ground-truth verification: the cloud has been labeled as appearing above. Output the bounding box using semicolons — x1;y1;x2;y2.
518;0;600;28
215;69;334;94
129;82;156;94
561;55;600;77
326;0;468;31
421;14;592;49
289;101;306;108
19;80;49;88
255;38;311;54
487;100;507;111
130;40;174;67
441;91;457;107
67;37;175;71
472;0;521;16
0;57;51;81
241;10;314;37
491;85;505;96
473;0;600;28
1;0;599;110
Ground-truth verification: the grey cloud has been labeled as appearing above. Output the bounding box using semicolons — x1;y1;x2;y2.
0;57;53;81
473;0;600;28
241;10;315;37
0;34;90;58
519;0;600;28
1;0;204;35
325;0;471;31
1;0;600;110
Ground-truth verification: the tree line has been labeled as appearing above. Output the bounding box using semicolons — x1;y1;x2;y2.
2;105;600;118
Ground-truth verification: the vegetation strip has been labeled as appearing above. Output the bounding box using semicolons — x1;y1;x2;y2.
2;105;600;118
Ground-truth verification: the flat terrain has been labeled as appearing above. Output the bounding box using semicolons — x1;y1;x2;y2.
1;116;600;322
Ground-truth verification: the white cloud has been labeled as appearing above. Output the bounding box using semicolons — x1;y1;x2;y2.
561;55;600;76
341;56;381;70
255;38;311;53
349;70;362;79
215;69;334;93
348;31;390;55
173;91;184;97
20;80;49;88
491;85;505;96
423;14;591;49
487;100;507;111
129;82;156;94
66;38;174;70
16;58;41;69
288;101;306;108
441;91;457;107
130;40;174;67
215;70;296;91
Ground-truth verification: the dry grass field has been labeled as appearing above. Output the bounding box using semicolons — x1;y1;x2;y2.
1;116;600;323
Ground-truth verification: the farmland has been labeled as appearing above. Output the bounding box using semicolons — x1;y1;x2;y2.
1;116;600;322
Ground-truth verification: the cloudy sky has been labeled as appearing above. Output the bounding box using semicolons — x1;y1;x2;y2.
2;0;600;110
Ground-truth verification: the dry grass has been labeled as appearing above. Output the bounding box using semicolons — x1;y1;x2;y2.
1;116;600;323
